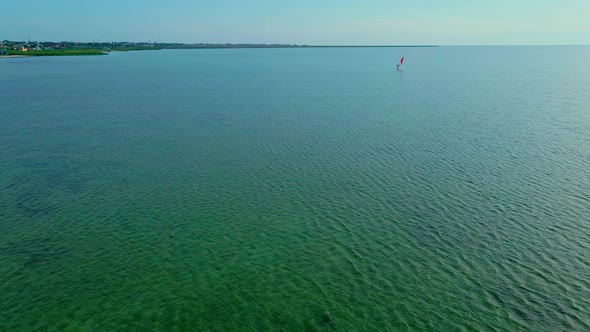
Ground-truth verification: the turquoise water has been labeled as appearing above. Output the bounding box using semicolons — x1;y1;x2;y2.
1;46;589;331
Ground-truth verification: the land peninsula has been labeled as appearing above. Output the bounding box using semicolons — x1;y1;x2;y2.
1;40;437;57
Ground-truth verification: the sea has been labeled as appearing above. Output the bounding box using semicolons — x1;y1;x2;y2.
1;46;589;331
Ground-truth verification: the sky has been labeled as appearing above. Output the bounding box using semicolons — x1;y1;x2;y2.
2;0;590;45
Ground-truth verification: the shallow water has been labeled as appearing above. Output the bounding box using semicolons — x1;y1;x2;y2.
1;46;590;331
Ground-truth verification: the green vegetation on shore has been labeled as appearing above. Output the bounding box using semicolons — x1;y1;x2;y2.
1;40;439;57
7;49;106;56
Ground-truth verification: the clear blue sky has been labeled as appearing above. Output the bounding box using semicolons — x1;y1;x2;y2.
2;0;589;45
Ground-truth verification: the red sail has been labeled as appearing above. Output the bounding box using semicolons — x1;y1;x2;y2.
400;57;404;65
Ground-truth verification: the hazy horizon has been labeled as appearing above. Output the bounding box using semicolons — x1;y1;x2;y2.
2;1;590;46
3;39;590;47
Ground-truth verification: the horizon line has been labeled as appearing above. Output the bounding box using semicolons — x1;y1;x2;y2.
3;40;589;47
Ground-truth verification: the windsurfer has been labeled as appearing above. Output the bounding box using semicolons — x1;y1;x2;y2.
397;57;404;71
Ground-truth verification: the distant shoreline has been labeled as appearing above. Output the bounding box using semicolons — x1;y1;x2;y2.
1;43;438;57
115;45;439;50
